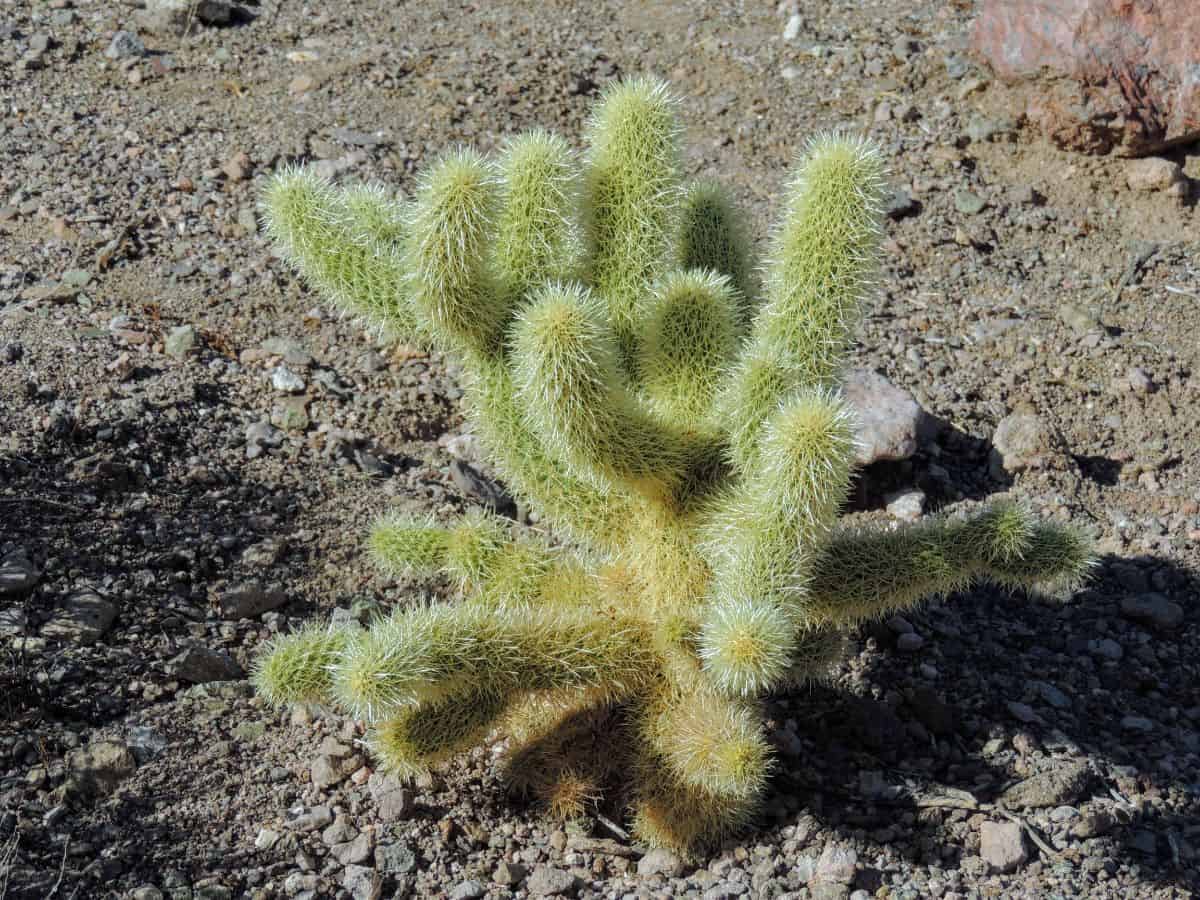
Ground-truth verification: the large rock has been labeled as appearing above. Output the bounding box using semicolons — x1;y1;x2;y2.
972;0;1200;155
169;646;244;683
980;820;1029;873
41;590;117;644
998;760;1090;809
66;741;136;798
842;368;927;466
990;409;1067;476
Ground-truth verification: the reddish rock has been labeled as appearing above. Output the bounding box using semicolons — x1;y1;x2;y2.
972;0;1200;155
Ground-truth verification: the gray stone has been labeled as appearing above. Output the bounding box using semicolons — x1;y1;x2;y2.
287;805;333;833
271;397;309;431
1126;366;1155;394
310;755;344;790
41;590;117;644
375;842;417;874
1127;158;1184;192
245;420;283;459
885;488;925;521
450;460;515;515
493;861;527;885
218;580;287;619
342;864;380;900
131;888;164;900
254;828;280;851
812;844;857;884
272;365;306;394
896;632;924;653
954;189;987;215
0;552;38;595
1088;638;1124;660
368;772;414;822
165;325;199;360
1072;809;1114;838
990;410;1065;475
1031;680;1071;709
322;819;357;846
980;820;1028;873
883;188;919;220
1120;592;1183;629
331;832;374;866
66;741;136;798
169;646;244;683
450;881;486;900
1006;701;1041;724
842;368;926;465
261;337;313;367
104;31;145;60
1058;303;1103;335
638;847;685;878
527;865;579;896
998;761;1089;809
139;0;234;35
1121;715;1155;733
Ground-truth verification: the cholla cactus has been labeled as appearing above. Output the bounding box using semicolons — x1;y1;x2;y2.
254;77;1093;851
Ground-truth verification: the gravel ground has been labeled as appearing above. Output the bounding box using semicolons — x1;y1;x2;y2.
2;1;1198;898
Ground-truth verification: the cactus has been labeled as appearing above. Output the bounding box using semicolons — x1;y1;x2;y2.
254;76;1094;851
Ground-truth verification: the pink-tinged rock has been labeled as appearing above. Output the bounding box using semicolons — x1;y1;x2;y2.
842;368;927;466
972;0;1200;155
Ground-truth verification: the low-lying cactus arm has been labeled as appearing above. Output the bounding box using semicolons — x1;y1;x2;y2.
805;504;1095;627
639;689;771;803
330;604;657;721
368;687;509;778
252;622;358;706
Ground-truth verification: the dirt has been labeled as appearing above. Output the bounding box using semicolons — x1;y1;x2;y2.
1;1;1198;898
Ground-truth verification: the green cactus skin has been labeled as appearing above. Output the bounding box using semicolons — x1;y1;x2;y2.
256;77;1096;852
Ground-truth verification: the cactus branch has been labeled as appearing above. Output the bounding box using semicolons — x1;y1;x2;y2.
806;504;1096;627
261;167;417;335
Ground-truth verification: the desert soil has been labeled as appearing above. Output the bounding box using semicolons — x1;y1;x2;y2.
1;0;1198;898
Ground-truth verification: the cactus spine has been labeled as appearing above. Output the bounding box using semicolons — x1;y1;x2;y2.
254;77;1094;851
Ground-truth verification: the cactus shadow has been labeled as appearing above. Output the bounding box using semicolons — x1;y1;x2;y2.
849;418;1018;515
764;552;1199;891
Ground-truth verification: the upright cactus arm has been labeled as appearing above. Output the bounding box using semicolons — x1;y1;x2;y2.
261;168;418;335
405;148;505;360
511;282;723;509
582;76;682;372
697;389;857;696
717;135;886;472
465;355;634;549
676;180;757;325
637;269;739;423
328;603;658;722
804;504;1096;627
492;130;582;307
